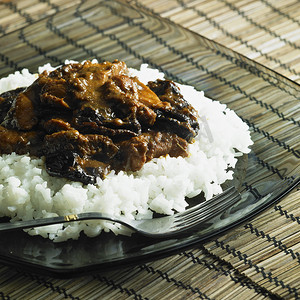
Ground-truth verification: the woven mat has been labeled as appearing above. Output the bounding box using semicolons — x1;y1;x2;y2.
0;0;299;299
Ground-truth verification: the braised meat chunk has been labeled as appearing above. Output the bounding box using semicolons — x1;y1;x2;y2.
0;60;199;184
147;79;199;142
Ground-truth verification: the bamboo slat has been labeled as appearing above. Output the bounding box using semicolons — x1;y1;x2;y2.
0;0;299;299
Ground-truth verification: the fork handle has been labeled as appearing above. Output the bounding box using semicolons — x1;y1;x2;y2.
0;213;126;233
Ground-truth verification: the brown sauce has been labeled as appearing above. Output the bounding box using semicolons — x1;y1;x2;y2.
0;60;199;184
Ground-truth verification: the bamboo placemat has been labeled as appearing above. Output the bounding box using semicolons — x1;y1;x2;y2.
0;0;299;299
131;0;300;85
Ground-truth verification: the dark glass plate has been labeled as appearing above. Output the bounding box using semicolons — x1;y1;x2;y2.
0;0;299;278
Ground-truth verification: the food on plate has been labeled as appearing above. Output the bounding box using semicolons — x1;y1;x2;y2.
0;60;199;184
0;60;253;242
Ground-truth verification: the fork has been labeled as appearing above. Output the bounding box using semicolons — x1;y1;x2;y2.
0;187;240;238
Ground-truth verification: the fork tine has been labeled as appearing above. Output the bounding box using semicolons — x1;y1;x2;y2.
174;187;241;229
175;176;300;232
177;186;237;218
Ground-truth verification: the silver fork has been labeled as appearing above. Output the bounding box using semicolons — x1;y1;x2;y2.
0;187;240;238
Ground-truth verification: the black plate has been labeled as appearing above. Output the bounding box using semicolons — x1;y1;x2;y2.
0;0;299;277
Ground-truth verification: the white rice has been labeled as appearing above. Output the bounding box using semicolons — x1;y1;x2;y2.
0;61;253;242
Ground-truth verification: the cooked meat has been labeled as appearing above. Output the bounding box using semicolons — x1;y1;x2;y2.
43;130;117;184
0;87;26;124
114;131;189;172
147;79;199;142
0;125;40;155
0;60;199;184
